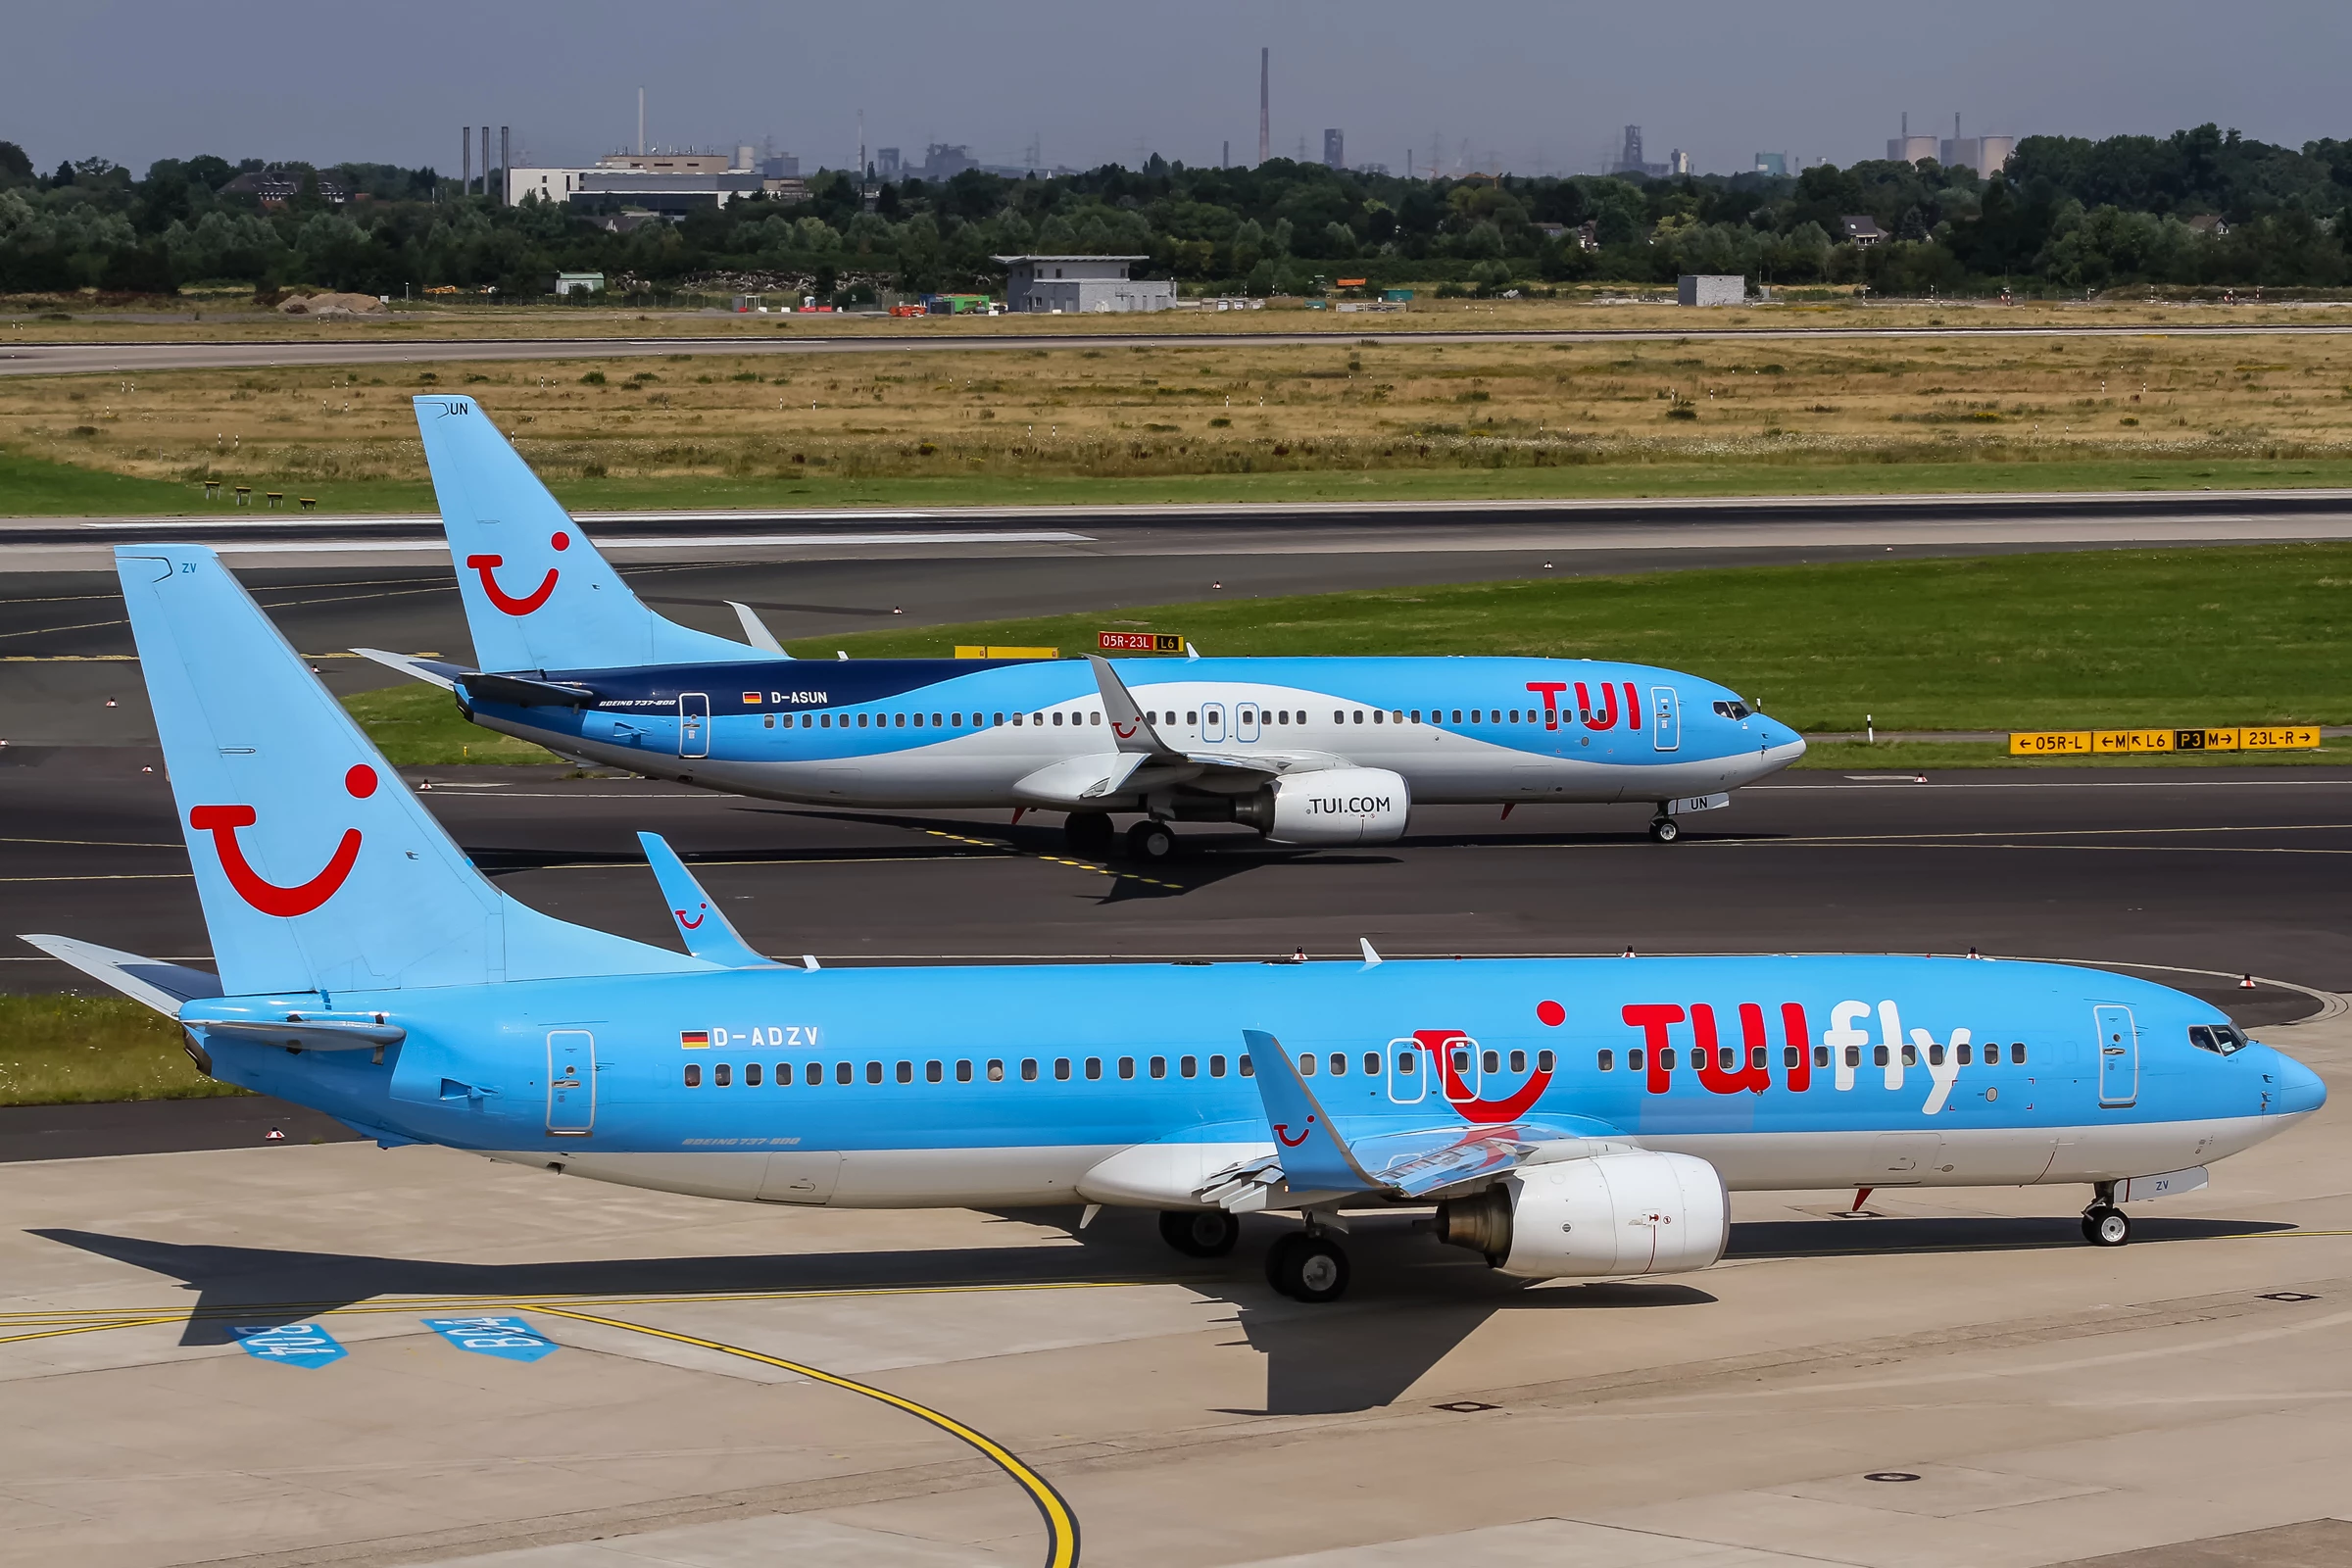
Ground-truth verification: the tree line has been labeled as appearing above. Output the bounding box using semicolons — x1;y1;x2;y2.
1;122;2348;302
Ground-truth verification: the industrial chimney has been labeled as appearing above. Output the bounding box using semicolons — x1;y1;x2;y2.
1258;48;1269;165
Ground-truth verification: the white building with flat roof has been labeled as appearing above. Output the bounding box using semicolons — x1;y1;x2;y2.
995;255;1175;313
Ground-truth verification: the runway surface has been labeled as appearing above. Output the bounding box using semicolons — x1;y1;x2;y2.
8;318;2352;376
2;1002;2347;1568
10;746;2344;1005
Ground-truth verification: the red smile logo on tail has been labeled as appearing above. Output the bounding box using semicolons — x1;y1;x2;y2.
465;531;569;615
189;764;375;916
675;905;708;930
1274;1116;1315;1148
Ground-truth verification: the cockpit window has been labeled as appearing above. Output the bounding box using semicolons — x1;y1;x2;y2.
2188;1024;2251;1055
1712;700;1752;721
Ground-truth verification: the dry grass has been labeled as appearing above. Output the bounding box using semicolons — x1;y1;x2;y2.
9;320;2352;496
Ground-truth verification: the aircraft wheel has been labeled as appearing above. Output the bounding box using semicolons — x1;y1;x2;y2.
1266;1232;1350;1302
1126;820;1177;862
1648;816;1680;843
2082;1205;2131;1247
1065;810;1114;858
1159;1209;1239;1257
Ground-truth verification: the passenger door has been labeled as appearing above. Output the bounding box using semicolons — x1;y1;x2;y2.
545;1030;596;1135
678;693;710;758
2094;1004;2137;1106
1649;686;1680;752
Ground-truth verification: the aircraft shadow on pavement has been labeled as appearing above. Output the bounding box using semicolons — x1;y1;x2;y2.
1729;1213;2297;1259
31;1211;1712;1420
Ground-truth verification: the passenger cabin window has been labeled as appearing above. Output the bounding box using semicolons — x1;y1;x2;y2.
776;1061;792;1083
714;1063;731;1087
684;1063;702;1087
1597;1050;1615;1071
1021;1058;1040;1081
1150;1055;1167;1079
956;1059;973;1082
987;1059;1004;1081
745;1062;762;1086
1537;1050;1555;1072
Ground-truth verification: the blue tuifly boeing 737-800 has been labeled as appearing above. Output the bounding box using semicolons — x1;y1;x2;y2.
357;396;1805;858
22;544;2324;1301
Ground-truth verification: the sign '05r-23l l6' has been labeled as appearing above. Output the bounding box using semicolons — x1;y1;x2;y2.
26;545;2325;1304
361;397;1806;858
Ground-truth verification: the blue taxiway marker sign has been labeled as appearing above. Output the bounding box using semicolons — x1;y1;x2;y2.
420;1315;562;1362
229;1322;349;1368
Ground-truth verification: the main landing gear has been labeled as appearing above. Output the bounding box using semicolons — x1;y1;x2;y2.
2082;1183;2132;1247
1158;1209;1240;1258
1063;810;1115;858
1062;811;1179;862
1263;1228;1350;1303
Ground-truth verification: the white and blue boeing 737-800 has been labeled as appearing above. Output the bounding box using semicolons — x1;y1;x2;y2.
361;396;1805;858
24;545;2325;1302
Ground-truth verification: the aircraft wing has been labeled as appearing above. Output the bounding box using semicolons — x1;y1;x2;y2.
1199;1027;1628;1210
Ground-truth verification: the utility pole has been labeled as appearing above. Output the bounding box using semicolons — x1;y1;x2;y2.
637;87;646;155
461;126;470;198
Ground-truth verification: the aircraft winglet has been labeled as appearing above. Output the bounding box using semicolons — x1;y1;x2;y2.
637;832;785;968
1086;655;1176;757
1240;1029;1378;1197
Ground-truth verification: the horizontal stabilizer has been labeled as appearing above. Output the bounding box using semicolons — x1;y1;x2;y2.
351;648;462;692
637;832;785;968
18;934;222;1017
460;670;598;709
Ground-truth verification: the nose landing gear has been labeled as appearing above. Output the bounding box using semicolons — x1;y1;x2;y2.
2082;1183;2132;1246
1647;814;1680;843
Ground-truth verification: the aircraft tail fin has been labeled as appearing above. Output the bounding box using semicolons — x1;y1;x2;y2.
412;395;756;673
114;545;711;999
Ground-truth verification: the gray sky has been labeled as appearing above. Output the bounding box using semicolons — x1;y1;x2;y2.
11;0;2352;180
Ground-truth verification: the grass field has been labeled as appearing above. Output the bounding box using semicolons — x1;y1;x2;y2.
0;994;247;1106
11;315;2352;514
344;543;2352;763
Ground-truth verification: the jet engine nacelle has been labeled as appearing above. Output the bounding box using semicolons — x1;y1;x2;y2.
1234;767;1409;846
1434;1151;1729;1279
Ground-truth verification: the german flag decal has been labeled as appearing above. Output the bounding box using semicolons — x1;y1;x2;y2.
741;691;760;705
679;1030;710;1049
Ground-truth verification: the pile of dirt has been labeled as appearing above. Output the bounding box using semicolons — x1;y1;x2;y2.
276;291;386;317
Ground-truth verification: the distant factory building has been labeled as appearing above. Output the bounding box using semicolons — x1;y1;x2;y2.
223;167;350;206
1753;152;1788;177
508;150;806;211
1678;274;1744;307
1323;129;1345;170
996;255;1175;314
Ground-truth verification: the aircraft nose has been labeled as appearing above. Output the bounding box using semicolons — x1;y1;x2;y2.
1755;717;1806;763
2270;1051;2328;1117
